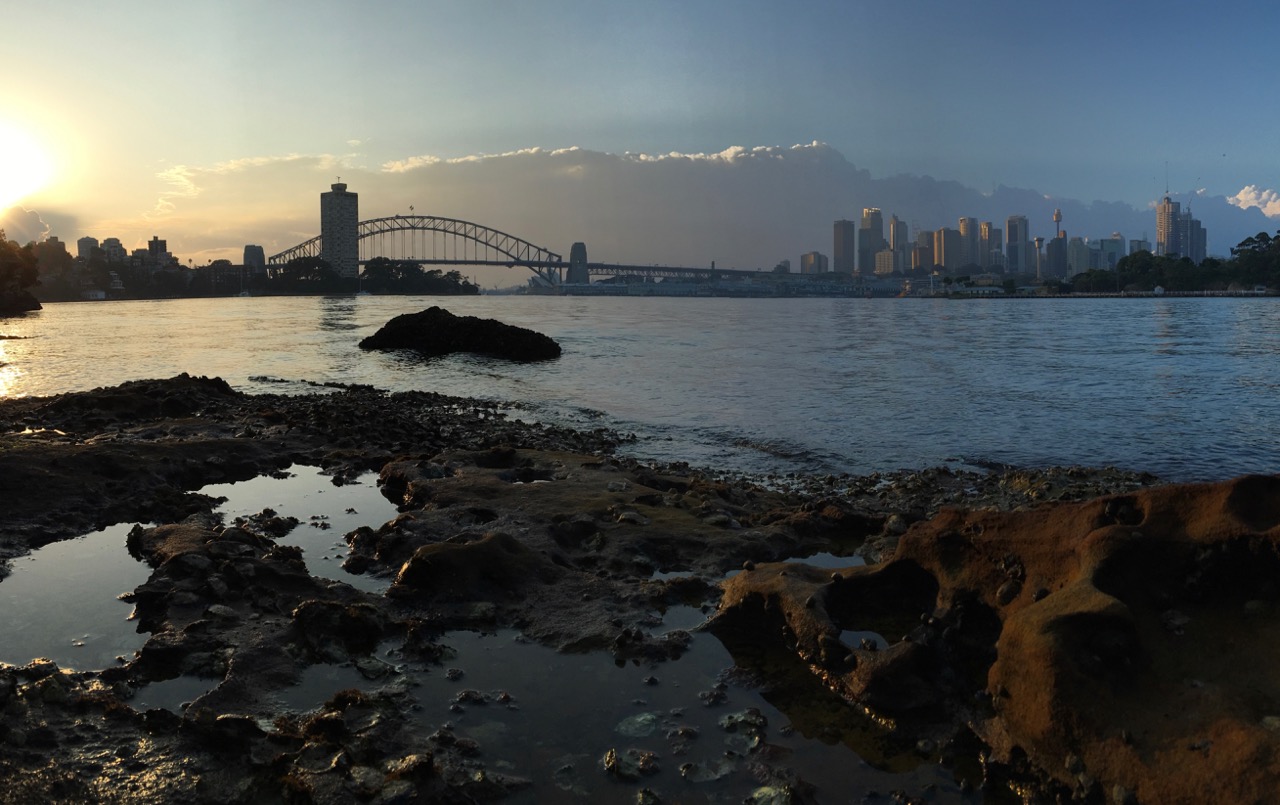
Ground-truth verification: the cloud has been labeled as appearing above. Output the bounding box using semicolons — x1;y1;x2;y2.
75;143;1280;276
1229;185;1280;218
0;206;51;243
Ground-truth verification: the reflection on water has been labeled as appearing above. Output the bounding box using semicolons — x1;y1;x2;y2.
6;296;1280;479
200;465;401;593
0;523;149;670
0;466;401;670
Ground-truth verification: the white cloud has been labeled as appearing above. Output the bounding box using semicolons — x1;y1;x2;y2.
1229;185;1280;218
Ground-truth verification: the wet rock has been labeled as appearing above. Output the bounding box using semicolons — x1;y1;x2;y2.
602;747;660;780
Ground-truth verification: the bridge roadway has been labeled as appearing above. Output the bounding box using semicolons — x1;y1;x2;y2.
373;258;767;281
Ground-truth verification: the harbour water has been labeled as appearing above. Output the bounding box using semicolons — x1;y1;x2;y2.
3;294;1277;481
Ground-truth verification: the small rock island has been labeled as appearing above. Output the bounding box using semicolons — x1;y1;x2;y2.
358;306;561;361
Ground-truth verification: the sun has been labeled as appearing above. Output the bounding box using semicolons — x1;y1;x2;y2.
0;119;54;211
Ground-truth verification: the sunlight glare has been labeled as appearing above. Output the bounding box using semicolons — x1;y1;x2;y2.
0;120;54;210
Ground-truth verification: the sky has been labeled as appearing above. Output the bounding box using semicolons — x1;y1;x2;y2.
2;0;1279;285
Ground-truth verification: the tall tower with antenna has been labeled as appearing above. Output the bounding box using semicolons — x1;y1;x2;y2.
1053;208;1063;239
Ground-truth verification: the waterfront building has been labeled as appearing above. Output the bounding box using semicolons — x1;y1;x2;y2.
77;236;99;260
833;219;857;274
858;208;886;274
321;182;360;279
800;251;829;274
1005;215;1030;273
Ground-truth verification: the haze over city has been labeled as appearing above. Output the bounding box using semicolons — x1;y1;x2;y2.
3;0;1279;285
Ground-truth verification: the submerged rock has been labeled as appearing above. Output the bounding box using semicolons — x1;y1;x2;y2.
359;306;561;361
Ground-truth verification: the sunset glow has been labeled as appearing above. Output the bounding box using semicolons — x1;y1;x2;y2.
0;120;53;211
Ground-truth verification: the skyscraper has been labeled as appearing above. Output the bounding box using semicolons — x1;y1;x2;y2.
858;208;886;274
800;251;828;274
833;219;857;274
1156;195;1180;257
958;217;979;267
321;182;360;278
979;222;1002;269
1005;215;1029;273
933;228;962;272
889;215;909;272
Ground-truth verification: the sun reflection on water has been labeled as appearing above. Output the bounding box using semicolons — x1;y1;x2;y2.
0;341;19;398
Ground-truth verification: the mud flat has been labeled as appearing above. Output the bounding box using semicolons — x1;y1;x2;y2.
2;374;1262;803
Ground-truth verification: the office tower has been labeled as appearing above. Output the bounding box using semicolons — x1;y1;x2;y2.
958;217;979;267
1005;215;1029;273
1046;233;1068;277
889;215;909;271
933;228;962;272
1067;237;1090;274
321;182;360;278
874;249;896;276
1129;237;1151;255
858;208;886;273
1178;209;1207;263
244;245;266;268
1156;195;1180;257
77;236;99;260
833;219;857;274
1098;233;1126;269
979;222;1002;269
800;251;828;274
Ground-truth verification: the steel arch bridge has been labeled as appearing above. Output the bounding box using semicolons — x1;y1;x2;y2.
268;215;566;284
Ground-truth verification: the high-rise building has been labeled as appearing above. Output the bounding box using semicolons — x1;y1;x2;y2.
1098;234;1126;269
858;208;886;273
933;228;962;272
1156;195;1207;262
77;236;99;260
1180;210;1207;263
958;217;979;267
874;249;896;276
1005;215;1030;273
321;182;360;278
889;215;909;271
1067;236;1090;275
1156;195;1180;257
833;219;857;274
979;222;1002;269
244;244;266;268
1129;237;1151;255
800;251;828;274
1046;233;1068;277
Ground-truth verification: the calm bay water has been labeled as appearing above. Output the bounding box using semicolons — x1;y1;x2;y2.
3;294;1280;481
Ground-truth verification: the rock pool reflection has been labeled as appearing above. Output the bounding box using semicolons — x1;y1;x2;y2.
0;523;149;669
199;465;401;593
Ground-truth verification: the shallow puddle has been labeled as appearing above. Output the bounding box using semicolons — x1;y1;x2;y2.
200;465;401;593
786;551;867;569
391;628;973;804
0;523;150;670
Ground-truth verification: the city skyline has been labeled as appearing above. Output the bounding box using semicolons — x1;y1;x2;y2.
2;2;1279;285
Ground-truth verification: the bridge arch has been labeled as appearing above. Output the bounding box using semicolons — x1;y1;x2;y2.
269;215;564;284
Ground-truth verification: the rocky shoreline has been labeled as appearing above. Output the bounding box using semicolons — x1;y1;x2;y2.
0;375;1269;803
